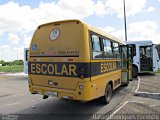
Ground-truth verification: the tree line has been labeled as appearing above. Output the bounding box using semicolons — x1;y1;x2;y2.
0;60;23;66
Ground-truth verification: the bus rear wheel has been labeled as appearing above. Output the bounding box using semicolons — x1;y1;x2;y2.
133;66;138;78
101;84;112;104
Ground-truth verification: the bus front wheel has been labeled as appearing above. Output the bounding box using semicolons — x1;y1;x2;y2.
101;84;112;104
133;66;138;78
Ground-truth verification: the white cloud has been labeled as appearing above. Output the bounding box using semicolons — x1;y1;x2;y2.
128;21;158;40
8;33;19;44
102;26;125;41
103;20;159;44
0;2;35;35
0;44;24;61
103;26;115;33
0;0;98;61
146;6;156;12
0;0;148;38
0;45;13;61
0;0;97;37
57;0;95;18
105;0;147;17
94;1;106;16
0;45;10;50
23;34;32;47
0;0;159;61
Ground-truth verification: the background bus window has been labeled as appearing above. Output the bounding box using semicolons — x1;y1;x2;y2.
140;47;145;57
140;46;152;71
146;47;152;57
113;42;120;58
103;38;113;58
140;46;152;58
91;34;103;59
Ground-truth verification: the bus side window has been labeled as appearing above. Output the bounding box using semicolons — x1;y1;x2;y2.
91;34;103;59
103;38;113;58
113;42;120;58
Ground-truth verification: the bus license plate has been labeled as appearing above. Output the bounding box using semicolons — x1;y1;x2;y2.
46;91;57;97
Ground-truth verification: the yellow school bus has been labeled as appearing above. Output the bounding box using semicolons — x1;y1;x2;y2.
28;19;132;104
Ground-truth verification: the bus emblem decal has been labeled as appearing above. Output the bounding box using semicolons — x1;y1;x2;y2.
49;29;60;41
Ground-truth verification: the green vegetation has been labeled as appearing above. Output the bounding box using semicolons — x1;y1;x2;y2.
0;60;23;66
156;69;160;74
0;65;23;72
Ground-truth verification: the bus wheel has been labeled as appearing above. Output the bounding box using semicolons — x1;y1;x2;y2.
101;84;112;104
133;66;138;78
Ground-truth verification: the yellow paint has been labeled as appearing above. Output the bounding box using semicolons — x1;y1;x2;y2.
28;19;129;102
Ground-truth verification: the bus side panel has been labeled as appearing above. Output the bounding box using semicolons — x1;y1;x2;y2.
153;45;159;72
90;60;121;99
89;70;121;99
79;24;91;62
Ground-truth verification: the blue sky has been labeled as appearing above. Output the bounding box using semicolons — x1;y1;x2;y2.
0;0;160;61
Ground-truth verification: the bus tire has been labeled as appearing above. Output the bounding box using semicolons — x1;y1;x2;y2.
101;84;112;104
133;66;138;78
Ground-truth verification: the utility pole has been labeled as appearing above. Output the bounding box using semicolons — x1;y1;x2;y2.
123;0;128;41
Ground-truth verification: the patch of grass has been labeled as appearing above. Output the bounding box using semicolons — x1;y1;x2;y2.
156;69;160;74
0;65;23;72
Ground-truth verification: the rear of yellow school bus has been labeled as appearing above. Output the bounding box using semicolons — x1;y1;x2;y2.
28;19;124;104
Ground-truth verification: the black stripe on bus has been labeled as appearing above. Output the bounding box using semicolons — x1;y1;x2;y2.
30;55;79;57
28;61;121;78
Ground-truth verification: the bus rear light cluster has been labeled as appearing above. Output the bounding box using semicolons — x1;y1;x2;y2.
80;68;84;72
80;75;84;79
79;67;85;79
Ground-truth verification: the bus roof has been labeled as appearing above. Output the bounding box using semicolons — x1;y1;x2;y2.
126;40;153;46
38;19;125;45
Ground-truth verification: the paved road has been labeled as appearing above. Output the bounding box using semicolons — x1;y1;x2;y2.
0;75;136;120
138;73;160;93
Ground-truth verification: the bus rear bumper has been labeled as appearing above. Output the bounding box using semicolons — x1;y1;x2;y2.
28;83;98;101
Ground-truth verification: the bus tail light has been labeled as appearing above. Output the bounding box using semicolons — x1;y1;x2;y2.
79;67;85;79
80;75;84;79
80;67;84;72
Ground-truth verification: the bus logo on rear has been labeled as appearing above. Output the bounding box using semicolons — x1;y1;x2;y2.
49;29;60;41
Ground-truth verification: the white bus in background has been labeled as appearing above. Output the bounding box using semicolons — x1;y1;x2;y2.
24;48;29;74
126;40;159;77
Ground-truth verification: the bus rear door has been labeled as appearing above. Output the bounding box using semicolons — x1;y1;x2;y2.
120;45;129;86
128;45;134;80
